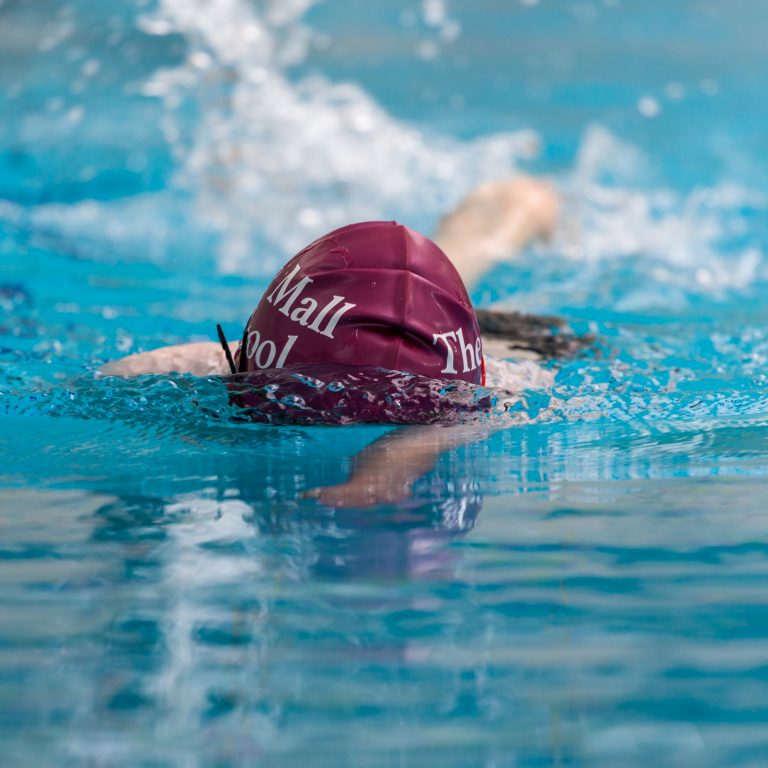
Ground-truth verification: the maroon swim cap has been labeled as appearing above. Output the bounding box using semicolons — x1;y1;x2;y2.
234;221;485;384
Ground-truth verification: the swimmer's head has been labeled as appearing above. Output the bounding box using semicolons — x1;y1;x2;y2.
233;221;484;384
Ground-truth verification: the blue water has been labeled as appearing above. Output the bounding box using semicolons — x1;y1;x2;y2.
2;0;768;765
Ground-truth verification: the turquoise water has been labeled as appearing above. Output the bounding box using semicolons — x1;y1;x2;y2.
2;0;768;765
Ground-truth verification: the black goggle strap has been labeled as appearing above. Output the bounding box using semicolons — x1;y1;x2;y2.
237;323;249;373
216;323;238;375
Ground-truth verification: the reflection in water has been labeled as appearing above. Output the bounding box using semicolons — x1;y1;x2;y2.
74;447;486;764
4;413;768;764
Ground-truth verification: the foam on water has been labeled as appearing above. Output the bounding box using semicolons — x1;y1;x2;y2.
4;0;763;322
7;0;537;275
555;127;766;308
142;0;543;273
0;0;764;304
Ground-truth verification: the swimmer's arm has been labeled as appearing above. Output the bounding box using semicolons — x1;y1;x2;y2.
433;176;558;289
98;341;238;377
305;424;494;508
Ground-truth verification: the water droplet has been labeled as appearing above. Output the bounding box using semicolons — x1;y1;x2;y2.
637;96;660;118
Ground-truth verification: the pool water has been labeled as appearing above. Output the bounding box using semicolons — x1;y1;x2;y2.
2;0;768;765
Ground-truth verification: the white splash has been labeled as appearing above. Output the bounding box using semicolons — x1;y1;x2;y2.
7;0;764;309
138;0;538;274
550;125;767;307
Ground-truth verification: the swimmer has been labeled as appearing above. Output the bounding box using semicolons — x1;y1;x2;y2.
103;177;561;380
102;177;579;506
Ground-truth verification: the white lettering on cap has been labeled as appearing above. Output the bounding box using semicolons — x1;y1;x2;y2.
433;327;481;375
246;332;298;369
308;295;356;339
432;331;458;374
265;265;355;340
266;265;314;316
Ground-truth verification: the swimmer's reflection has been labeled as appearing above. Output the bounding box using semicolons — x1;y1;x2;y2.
303;495;480;582
86;423;488;584
231;425;487;582
82;434;484;717
81;460;484;746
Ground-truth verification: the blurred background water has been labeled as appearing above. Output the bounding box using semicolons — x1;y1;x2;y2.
2;0;768;765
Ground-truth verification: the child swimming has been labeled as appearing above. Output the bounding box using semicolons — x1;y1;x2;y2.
102;177;573;506
103;176;561;389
